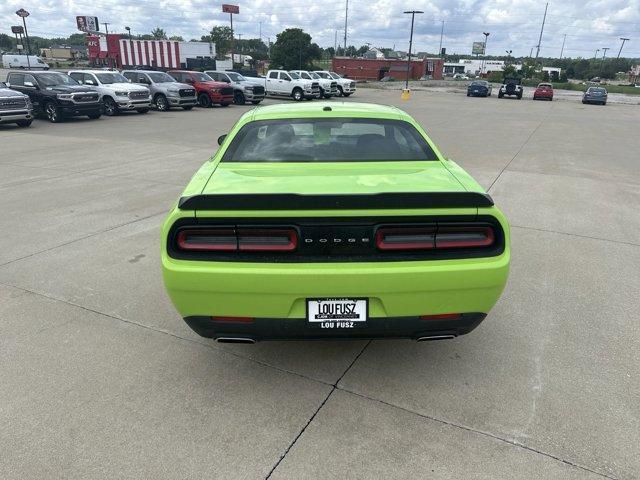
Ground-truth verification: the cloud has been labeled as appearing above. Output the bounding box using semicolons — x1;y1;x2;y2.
1;0;638;57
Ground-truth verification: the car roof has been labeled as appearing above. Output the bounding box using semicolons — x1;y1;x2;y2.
71;70;120;74
250;102;408;122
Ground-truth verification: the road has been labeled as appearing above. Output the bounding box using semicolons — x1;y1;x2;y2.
0;89;638;479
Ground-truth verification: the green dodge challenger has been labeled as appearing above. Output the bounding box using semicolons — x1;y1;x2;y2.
162;102;510;343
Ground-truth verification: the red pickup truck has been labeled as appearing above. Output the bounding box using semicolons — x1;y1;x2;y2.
167;70;233;107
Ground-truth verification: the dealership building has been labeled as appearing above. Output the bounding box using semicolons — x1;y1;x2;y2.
331;57;444;81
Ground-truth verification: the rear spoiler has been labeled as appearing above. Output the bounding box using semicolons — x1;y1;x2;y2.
178;192;494;211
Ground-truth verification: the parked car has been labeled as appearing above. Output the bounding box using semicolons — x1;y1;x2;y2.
314;71;356;97
167;70;233;107
161;102;510;342
453;73;469;80
122;70;197;111
498;77;523;99
290;70;338;98
68;70;151;115
2;54;49;70
0;81;33;127
467;80;492;97
533;82;553;101
582;87;607;105
6;71;101;123
244;70;319;101
204;70;265;105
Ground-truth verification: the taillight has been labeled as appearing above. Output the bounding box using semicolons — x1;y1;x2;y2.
238;228;297;252
176;227;298;253
176;229;236;251
375;227;435;250
435;226;494;249
375;224;495;251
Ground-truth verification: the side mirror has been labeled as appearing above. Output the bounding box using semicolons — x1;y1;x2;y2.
24;81;37;89
217;134;227;146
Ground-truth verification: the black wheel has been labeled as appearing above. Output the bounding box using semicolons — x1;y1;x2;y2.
87;113;101;120
137;108;149;114
323;94;332;99
251;100;261;105
182;106;194;110
234;91;246;105
44;102;62;123
155;94;169;111
343;93;352;97
602;101;606;106
336;86;344;97
292;88;304;101
16;119;32;127
198;93;212;108
467;92;470;97
498;92;504;98
103;97;118;116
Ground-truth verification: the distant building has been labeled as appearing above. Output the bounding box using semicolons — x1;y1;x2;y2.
332;56;444;81
40;46;73;60
362;47;385;60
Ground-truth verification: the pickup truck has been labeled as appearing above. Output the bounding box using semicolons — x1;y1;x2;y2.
122;70;197;111
314;71;356;97
246;70;320;101
167;70;233;108
204;70;265;105
68;70;152;115
0;81;33;127
290;70;337;98
7;71;102;123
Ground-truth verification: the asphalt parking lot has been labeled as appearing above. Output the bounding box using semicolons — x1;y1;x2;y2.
1;88;638;479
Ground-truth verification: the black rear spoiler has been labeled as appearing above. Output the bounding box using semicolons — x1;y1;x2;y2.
178;192;494;211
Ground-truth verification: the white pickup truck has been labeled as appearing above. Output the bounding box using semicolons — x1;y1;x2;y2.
314;71;356;97
246;70;320;101
290;70;338;98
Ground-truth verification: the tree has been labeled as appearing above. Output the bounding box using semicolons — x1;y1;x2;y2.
169;35;184;41
205;26;233;58
0;33;14;51
151;27;167;40
270;28;321;70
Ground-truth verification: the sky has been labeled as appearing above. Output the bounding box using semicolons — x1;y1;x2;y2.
2;0;639;58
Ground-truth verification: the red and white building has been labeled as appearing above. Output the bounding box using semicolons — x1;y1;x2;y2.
87;35;215;69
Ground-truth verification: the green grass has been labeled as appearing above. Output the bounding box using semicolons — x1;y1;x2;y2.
522;79;640;95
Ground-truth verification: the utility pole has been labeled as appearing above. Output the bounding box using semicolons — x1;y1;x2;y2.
535;2;548;60
403;10;423;90
334;29;338;54
438;20;444;56
560;33;566;59
617;37;629;58
259;21;262;41
530;46;534;58
602;47;609;60
594;48;599;59
343;0;349;52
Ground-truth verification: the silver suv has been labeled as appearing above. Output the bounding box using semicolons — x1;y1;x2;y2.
0;81;33;127
204;71;265;105
122;70;197;111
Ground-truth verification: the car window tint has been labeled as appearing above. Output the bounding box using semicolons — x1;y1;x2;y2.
9;73;25;86
268;72;278;79
70;72;84;83
222;119;438;163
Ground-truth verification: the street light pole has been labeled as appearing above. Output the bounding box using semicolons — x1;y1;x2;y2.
617;38;629;58
438;20;444;57
594;49;599;59
560;33;566;59
403;10;423;90
15;9;31;69
481;32;489;75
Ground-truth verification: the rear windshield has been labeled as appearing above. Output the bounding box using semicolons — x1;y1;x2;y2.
221;118;438;163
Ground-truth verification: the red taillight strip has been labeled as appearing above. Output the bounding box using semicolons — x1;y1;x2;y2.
375;227;436;250
176;229;237;251
435;226;494;249
176;227;298;253
237;228;298;252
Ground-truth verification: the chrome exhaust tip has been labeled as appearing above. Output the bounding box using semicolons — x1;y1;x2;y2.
215;337;257;344
416;334;456;342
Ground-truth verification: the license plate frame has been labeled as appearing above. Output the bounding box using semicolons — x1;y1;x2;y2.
306;298;368;329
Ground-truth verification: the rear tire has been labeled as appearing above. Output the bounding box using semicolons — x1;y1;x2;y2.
16;119;32;127
198;93;212;108
234;91;246;105
87;113;101;120
498;92;504;98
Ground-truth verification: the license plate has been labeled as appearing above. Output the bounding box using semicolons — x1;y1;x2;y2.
306;298;368;329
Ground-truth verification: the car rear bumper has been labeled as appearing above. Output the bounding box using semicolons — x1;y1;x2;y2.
468;90;488;96
162;252;510;339
183;312;487;341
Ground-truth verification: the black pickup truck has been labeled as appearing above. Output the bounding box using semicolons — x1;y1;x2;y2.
6;71;102;123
